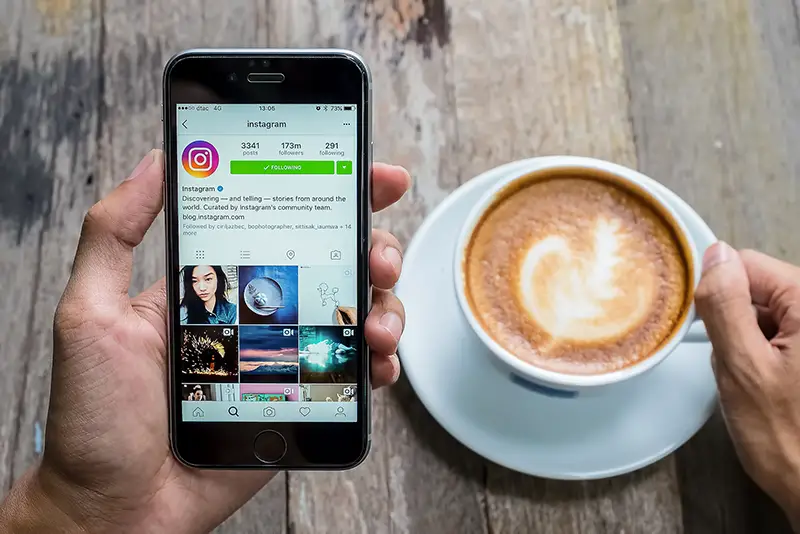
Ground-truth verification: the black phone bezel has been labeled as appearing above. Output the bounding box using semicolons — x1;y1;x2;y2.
163;49;372;469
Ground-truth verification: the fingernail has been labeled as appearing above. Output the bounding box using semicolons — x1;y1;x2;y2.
126;150;156;181
388;354;401;383
379;312;403;341
395;165;412;188
381;246;403;275
703;241;734;273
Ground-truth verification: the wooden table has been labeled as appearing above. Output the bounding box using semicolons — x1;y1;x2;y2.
1;1;798;532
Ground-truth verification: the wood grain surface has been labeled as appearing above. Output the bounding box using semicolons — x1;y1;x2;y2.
0;0;797;532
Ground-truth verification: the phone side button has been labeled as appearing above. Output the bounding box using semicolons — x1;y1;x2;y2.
253;430;287;464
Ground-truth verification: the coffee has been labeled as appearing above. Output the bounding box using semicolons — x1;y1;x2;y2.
463;169;693;375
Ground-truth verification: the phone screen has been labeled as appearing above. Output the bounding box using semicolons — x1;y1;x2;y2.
176;104;359;423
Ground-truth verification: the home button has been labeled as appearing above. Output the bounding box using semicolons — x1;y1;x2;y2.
253;430;287;464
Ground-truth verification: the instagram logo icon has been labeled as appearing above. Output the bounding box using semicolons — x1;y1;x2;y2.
182;140;219;178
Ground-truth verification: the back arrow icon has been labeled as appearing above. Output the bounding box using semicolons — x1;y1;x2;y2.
181;120;188;129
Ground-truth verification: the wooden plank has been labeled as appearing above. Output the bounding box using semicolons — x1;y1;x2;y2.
97;2;286;533
617;0;800;258
618;0;800;531
0;0;103;492
447;1;684;533
269;1;488;533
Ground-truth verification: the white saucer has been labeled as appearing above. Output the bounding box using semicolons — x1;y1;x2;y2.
395;159;718;480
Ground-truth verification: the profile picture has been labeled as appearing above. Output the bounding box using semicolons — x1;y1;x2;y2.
238;266;298;325
179;265;238;325
298;326;358;383
239;326;299;383
180;326;239;383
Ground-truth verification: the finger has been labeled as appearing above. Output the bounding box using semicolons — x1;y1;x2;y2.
68;150;164;302
131;277;168;345
364;288;405;356
371;353;401;388
370;229;403;289
739;249;800;332
709;350;737;397
754;303;779;340
695;241;773;368
372;163;411;212
710;350;718;377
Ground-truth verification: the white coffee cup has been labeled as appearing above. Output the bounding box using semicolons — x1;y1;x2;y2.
453;156;709;395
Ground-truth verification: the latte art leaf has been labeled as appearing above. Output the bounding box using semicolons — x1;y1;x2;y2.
519;217;656;342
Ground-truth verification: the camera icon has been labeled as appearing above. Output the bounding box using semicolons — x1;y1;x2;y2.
263;406;276;418
222;328;233;337
188;147;213;171
343;328;354;337
283;328;292;337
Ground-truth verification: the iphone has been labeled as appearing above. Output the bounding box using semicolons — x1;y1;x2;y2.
163;49;371;468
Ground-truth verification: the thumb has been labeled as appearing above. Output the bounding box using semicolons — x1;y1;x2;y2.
66;150;164;305
695;241;768;368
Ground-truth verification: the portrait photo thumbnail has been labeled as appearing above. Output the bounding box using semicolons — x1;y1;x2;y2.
298;326;358;384
180;326;239;383
179;265;238;325
238;266;298;325
239;326;299;384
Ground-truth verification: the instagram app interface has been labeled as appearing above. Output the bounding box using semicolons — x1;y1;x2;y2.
178;104;359;423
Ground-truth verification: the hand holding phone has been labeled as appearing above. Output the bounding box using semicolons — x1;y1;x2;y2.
0;49;409;534
3;150;409;533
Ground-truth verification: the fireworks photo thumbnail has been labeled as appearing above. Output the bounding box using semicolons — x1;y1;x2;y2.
180;326;239;383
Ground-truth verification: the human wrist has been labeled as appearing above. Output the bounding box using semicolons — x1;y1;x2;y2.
0;467;87;533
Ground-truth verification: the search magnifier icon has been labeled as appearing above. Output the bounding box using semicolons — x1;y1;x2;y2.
228;406;239;417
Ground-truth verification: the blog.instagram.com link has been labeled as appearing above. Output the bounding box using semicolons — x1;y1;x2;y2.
182;213;246;222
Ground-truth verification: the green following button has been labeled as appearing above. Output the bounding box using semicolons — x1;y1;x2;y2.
230;160;335;174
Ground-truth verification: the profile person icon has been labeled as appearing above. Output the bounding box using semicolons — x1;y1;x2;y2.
180;265;237;325
335;406;345;417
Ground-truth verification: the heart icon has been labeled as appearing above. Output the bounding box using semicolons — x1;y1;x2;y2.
299;407;311;416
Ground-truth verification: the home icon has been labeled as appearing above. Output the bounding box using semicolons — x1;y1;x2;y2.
192;407;205;418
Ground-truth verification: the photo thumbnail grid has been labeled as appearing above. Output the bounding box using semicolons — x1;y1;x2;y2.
179;263;358;401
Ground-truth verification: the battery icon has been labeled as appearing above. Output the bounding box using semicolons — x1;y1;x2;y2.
344;106;353;110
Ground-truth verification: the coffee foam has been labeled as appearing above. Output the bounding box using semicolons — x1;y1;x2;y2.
464;174;691;375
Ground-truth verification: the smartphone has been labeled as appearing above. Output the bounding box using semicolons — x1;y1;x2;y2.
163;49;372;469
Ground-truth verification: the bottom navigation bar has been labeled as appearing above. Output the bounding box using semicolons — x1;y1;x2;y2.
182;401;357;422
